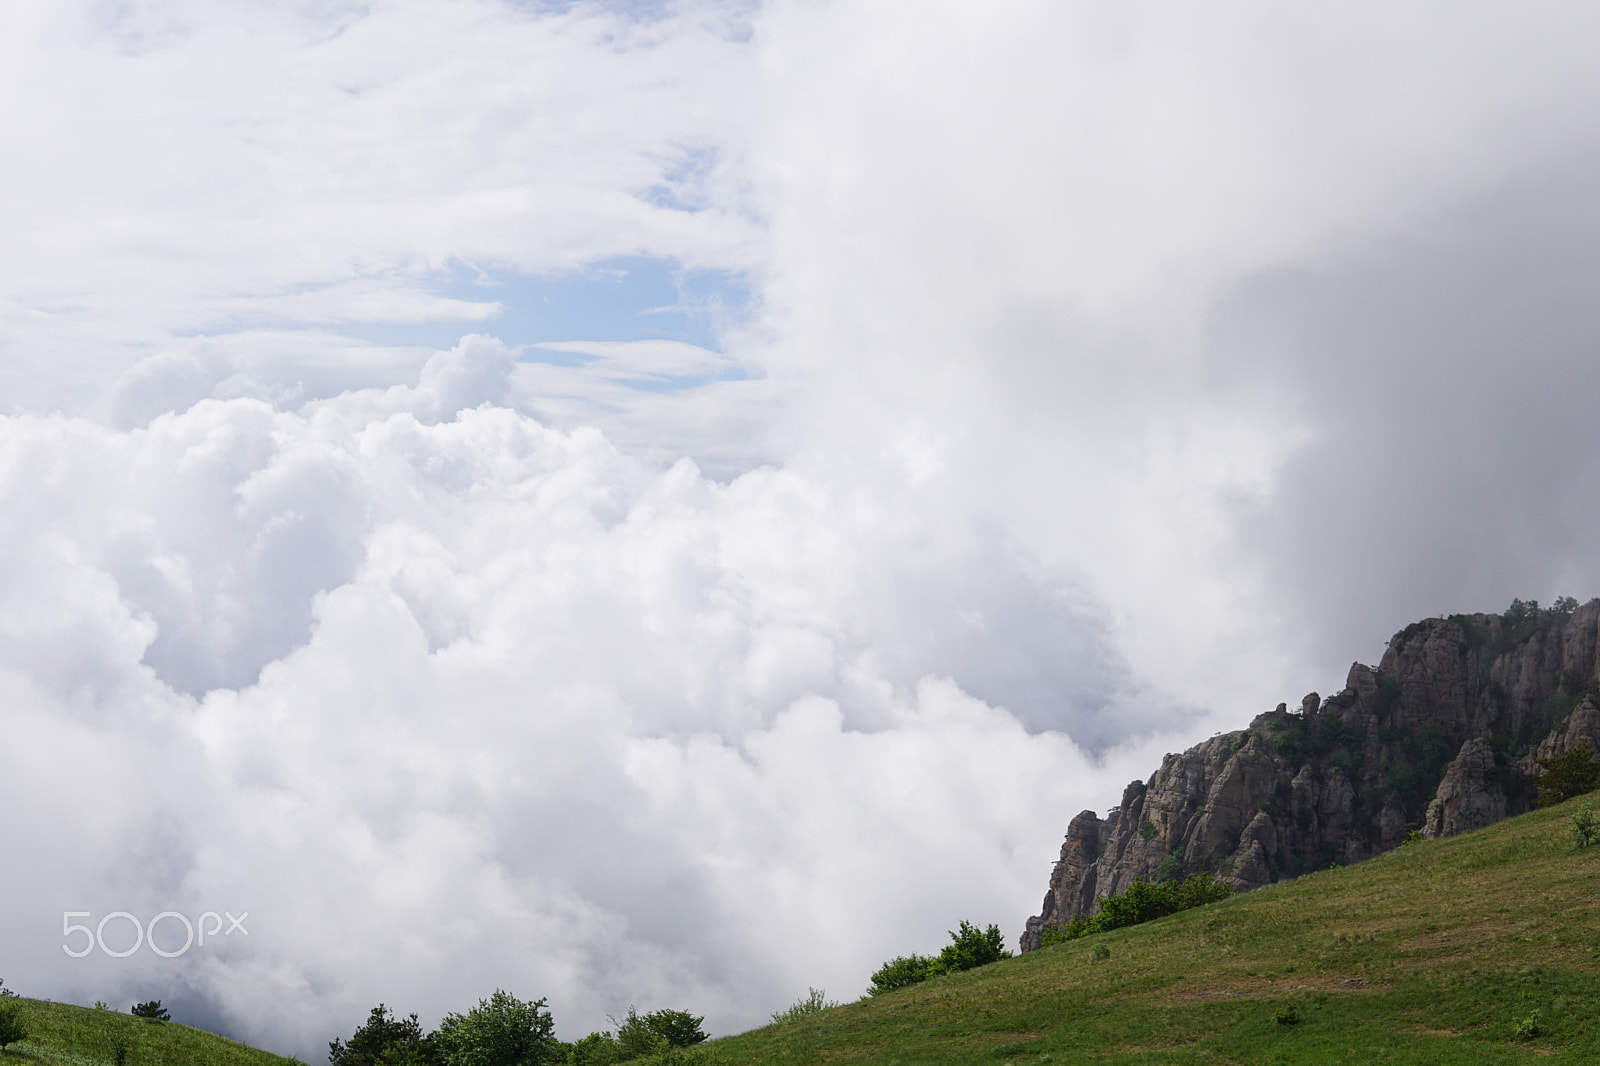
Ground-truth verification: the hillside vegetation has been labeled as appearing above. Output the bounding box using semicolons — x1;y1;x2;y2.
0;999;299;1066
704;796;1600;1064
4;797;1599;1064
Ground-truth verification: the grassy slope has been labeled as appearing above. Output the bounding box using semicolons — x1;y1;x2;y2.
704;798;1600;1064
0;1001;301;1066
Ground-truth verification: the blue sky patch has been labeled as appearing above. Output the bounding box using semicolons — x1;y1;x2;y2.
346;256;751;357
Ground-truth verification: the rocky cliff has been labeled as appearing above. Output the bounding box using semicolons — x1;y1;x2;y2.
1021;599;1600;953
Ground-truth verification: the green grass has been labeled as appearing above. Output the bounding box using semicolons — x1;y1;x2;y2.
0;1000;300;1066
688;797;1600;1064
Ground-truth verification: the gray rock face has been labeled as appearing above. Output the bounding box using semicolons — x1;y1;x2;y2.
1020;601;1600;953
1028;809;1104;934
1531;696;1600;764
1420;737;1506;840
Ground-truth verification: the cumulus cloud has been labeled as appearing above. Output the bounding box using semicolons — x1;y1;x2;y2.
0;359;1151;1053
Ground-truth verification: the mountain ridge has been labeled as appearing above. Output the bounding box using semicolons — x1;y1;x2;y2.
1021;598;1600;952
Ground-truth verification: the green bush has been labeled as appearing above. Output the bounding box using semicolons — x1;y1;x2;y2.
597;1007;707;1060
769;988;838;1025
614;1016;666;1062
866;954;939;996
1039;874;1233;944
868;921;1013;995
329;1004;435;1066
131;1000;170;1022
0;999;28;1052
1039;925;1072;948
1572;802;1599;848
1096;875;1231;931
565;1031;623;1066
936;921;1011;973
1537;744;1600;807
636;1048;717;1066
633;1010;706;1049
435;990;556;1066
1153;846;1185;882
1051;916;1095;943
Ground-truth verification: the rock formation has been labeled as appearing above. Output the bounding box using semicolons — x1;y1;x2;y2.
1021;599;1600;953
1419;737;1506;840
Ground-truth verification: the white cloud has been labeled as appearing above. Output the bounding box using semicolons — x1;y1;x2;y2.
0;364;1154;1052
748;0;1600;709
0;0;762;410
532;340;738;383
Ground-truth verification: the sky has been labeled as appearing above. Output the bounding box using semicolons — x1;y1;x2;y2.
5;0;1600;1056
